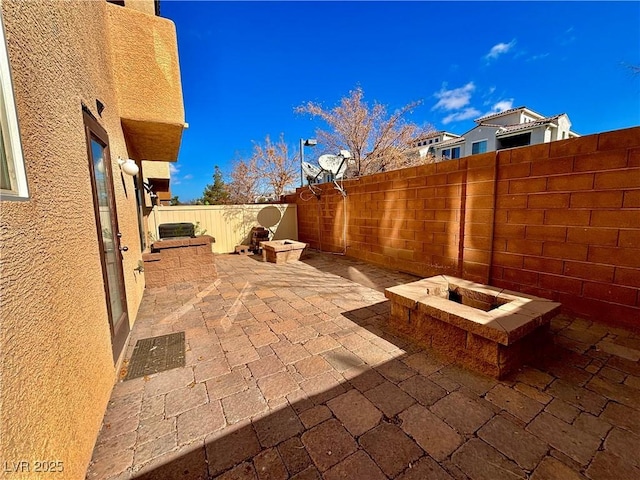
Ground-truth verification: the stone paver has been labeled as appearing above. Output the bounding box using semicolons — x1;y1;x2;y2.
86;253;640;480
294;355;333;379
248;355;286;379
327;389;383;436
399;374;447;406
364;381;415;417
207;370;248;400
527;412;601;466
257;371;299;400
531;456;587;480
324;450;387;480
359;423;423;478
452;438;526;479
277;436;312;476
430;390;494;434
398;404;463;461
165;383;208;417
486;383;544;423
252;448;288;480
254;405;304;448
206;425;262;477
301;419;358;472
478;415;548;470
222;388;268;424
176;401;225;446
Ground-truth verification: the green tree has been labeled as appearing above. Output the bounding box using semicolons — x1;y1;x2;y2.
201;166;229;205
169;195;181;205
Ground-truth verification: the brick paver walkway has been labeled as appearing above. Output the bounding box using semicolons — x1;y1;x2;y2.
87;252;640;480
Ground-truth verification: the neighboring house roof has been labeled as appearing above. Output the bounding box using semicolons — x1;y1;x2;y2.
474;106;544;124
434;137;466;148
412;130;461;145
495;114;564;136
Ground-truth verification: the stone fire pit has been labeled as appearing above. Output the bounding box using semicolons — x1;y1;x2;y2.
260;239;308;264
385;276;560;378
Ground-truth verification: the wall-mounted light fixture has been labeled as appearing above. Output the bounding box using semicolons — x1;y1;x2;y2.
299;138;317;187
118;157;139;176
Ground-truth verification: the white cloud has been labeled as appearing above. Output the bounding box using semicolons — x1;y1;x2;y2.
485;40;516;61
491;99;514;112
528;53;550;62
183;174;194;180
442;108;482;125
169;163;180;175
432;82;476;111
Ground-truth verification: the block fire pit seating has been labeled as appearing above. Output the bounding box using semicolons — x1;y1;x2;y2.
385;276;560;379
260;240;308;264
142;235;216;288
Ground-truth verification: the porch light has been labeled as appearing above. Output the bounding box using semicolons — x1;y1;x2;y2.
118;157;139;176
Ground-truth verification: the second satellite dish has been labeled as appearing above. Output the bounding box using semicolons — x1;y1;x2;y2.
318;155;343;174
301;161;321;179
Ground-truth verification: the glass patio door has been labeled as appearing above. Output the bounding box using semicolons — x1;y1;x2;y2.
84;111;129;362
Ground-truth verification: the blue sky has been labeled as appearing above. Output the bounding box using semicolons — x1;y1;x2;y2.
161;1;640;201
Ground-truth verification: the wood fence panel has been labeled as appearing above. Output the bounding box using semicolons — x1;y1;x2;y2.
148;204;298;253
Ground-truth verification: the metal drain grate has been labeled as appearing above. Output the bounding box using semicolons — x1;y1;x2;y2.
125;332;185;380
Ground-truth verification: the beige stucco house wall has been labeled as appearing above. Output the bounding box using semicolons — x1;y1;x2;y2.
0;1;184;478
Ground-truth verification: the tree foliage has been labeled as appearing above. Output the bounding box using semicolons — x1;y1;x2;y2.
201;165;229;205
296;86;432;177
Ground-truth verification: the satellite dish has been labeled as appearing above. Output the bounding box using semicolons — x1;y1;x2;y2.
334;162;348;179
302;161;321;179
318;154;344;174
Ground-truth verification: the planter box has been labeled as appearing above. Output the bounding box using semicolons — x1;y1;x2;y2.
260;240;308;264
385;276;561;378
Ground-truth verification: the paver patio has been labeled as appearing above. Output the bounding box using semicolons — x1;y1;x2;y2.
86;252;640;480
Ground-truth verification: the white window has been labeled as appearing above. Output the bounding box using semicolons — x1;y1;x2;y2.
0;13;28;199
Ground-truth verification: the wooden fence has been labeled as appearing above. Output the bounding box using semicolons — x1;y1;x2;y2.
147;204;298;253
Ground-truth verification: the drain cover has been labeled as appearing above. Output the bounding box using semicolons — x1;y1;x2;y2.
125;332;185;380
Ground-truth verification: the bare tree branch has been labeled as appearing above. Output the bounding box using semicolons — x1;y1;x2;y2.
251;134;298;198
296;86;433;176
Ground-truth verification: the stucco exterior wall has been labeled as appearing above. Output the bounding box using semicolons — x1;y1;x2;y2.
141;159;171;180
125;0;157;16
463;126;498;153
0;1;164;477
107;3;184;161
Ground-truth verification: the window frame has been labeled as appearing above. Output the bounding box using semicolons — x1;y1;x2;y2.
471;139;488;155
0;12;28;200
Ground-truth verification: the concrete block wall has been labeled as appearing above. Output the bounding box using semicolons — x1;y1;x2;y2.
285;126;640;329
490;128;639;326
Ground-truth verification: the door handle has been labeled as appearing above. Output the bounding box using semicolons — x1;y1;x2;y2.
119;245;129;252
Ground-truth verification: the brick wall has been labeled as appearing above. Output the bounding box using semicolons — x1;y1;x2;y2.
285;127;640;329
142;236;216;287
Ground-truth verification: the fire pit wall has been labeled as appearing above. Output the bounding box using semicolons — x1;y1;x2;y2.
385;276;560;378
142;235;216;288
